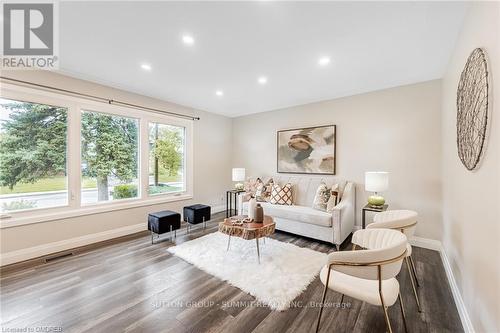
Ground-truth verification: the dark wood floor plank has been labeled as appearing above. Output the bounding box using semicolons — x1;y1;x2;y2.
0;212;463;333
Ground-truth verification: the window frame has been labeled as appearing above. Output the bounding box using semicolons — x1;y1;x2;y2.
146;119;187;197
0;83;194;229
0;88;74;214
79;106;142;206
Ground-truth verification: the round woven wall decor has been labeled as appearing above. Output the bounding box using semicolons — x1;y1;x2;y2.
456;48;489;171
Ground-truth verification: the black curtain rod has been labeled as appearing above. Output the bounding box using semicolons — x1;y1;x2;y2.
0;76;200;121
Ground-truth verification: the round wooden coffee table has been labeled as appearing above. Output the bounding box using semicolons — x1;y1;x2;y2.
218;215;275;264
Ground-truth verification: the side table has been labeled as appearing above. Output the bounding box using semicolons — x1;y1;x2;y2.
362;204;388;229
226;189;245;217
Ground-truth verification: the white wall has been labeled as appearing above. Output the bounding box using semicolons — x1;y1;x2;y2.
441;2;500;332
0;71;233;258
232;80;443;240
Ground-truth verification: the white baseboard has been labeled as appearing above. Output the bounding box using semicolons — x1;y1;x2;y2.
352;228;474;332
1;206;226;267
0;223;146;266
409;236;442;251
410;237;474;333
211;204;225;214
438;244;475;333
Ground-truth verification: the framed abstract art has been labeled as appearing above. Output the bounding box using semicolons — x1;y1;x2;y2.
277;125;336;175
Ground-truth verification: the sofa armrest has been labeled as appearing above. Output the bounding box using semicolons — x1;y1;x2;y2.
331;182;356;245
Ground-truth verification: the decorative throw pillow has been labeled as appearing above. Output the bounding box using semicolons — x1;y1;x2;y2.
326;184;340;213
312;182;330;211
256;178;274;202
269;183;293;205
255;183;265;201
244;177;260;197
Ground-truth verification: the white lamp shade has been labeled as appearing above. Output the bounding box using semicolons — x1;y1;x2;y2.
365;172;389;192
232;168;246;182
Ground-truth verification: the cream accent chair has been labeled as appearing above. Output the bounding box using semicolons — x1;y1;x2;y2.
315;229;408;333
368;209;421;312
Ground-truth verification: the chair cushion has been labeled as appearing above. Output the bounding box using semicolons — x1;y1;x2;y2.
370;210;418;238
183;204;211;224
320;266;400;307
148;210;181;234
242;202;332;227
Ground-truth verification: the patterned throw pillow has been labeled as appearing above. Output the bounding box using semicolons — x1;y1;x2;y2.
256;178;274;202
312;182;330;211
243;177;260;197
326;184;340;213
269;183;293;205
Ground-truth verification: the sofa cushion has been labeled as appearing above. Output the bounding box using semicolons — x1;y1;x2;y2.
242;202;332;227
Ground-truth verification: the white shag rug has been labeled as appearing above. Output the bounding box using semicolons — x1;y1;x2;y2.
168;231;327;311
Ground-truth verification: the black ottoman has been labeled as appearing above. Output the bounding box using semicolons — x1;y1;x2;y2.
183;204;211;233
148;210;181;244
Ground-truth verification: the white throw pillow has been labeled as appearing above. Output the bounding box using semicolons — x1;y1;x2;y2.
312;182;330;211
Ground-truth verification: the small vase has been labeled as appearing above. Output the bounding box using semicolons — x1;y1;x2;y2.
248;197;257;220
254;203;264;223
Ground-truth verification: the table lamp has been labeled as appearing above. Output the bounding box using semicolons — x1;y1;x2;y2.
232;168;245;191
365;171;389;207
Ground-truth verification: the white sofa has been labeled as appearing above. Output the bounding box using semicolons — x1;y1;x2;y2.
238;176;356;250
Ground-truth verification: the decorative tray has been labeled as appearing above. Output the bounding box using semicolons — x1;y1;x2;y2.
228;217;252;226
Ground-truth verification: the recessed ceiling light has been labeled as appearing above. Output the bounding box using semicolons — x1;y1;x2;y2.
215;90;224;96
258;76;268;85
182;35;195;45
318;56;331;66
140;63;152;71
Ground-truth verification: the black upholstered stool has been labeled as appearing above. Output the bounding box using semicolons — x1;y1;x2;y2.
148;210;181;244
183;204;211;233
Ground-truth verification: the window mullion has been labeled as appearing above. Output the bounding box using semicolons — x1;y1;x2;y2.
140;118;149;200
67;104;82;209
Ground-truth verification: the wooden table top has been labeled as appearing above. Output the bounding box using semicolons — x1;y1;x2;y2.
221;215;274;230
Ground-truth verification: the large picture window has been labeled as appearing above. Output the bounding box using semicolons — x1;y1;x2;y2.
81;110;139;204
0;84;193;227
0;98;68;213
148;122;185;195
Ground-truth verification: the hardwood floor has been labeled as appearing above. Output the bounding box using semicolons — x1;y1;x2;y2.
0;212;463;333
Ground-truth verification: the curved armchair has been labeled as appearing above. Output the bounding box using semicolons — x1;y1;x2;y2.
315;229;408;333
368;209;421;312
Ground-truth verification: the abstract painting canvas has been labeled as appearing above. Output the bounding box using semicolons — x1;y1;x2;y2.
277;125;336;174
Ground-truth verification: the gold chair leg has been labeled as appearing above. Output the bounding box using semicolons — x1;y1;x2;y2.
315;266;331;333
379;293;393;333
405;257;421;312
378;265;393;333
398;293;409;333
409;255;420;287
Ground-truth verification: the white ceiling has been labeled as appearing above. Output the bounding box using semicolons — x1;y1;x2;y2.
58;1;466;117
